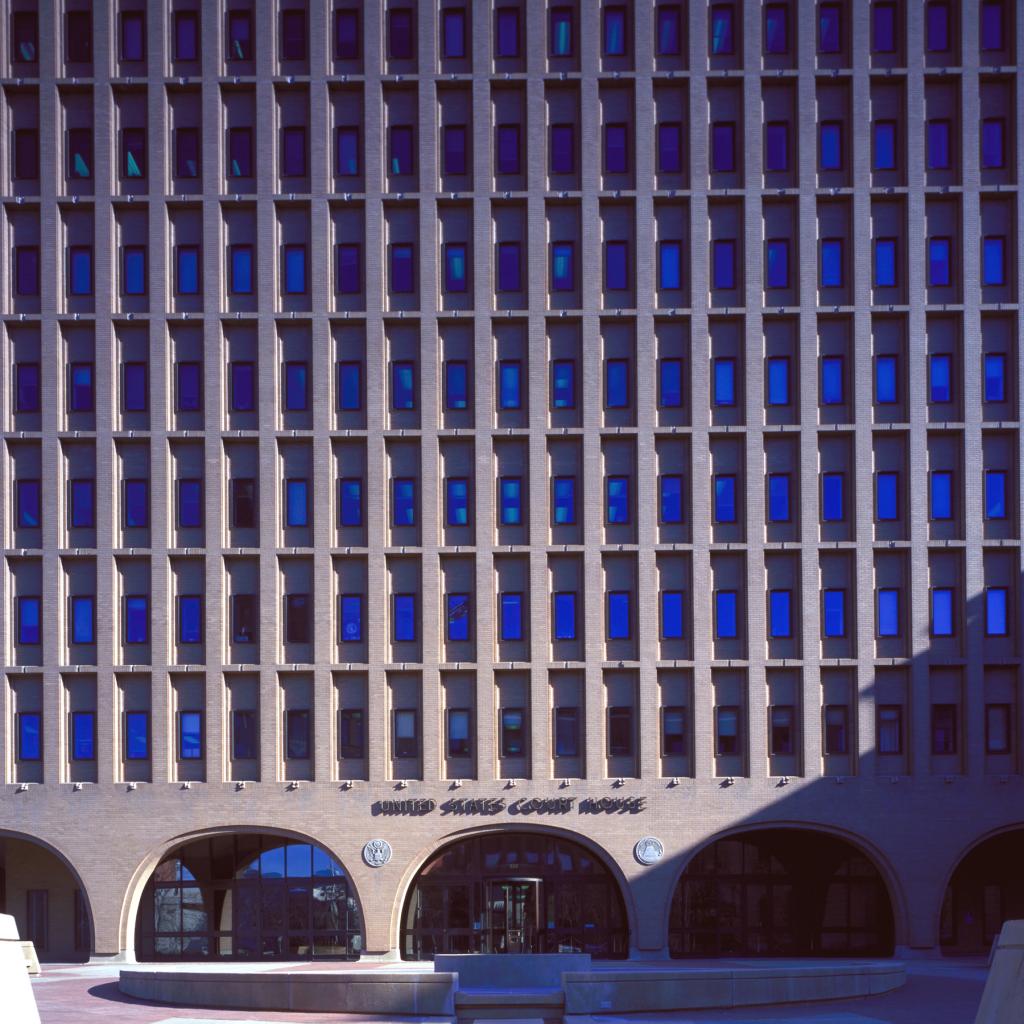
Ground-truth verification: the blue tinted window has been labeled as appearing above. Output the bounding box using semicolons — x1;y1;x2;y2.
874;238;897;287
877;588;899;636
874;121;896;169
982;120;1004;168
123;246;146;295
823;589;845;636
69;246;92;295
765;240;789;289
70;479;94;528
446;361;469;409
821;356;843;404
16;479;40;528
446;477;469;526
178;596;202;644
930;354;952;403
606;359;629;408
658;123;682;172
497;124;521;174
765;4;787;52
125;711;149;759
931;471;953;520
15;363;40;412
71;595;94;644
284;362;307;411
387;8;412;57
710;5;734;53
929;238;951;286
661;591;684;639
875;354;897;404
551;124;574;174
985;354;1007;402
928;121;950;169
660;475;683;523
769;590;791;638
820;239;843;287
71;711;95;760
496;7;519;56
390;243;414;293
819;3;841;51
500;477;522;525
178;478;203;528
550;7;572;55
392;360;415;409
337;126;359;175
228;128;252;176
338;362;361;410
657;5;681;54
768;474;790;522
444;243;467;292
820;122;841;169
766;357;789;405
393;477;416;526
551;242;574;291
18;712;41;761
125;595;148;644
500;592;523;640
713;240;736;289
176;246;199;294
711;122;735;172
231;362;255;411
18;597;40;644
179;711;202;759
926;1;949;50
177;361;201;411
981;2;1004;50
124;479;148;528
714;474;736;523
15;247;39;295
713;357;736;406
715;591;737;638
985;470;1007;519
337;244;360;294
553;476;576;524
605;240;628;290
986;588;1008;635
340;594;362;642
69;363;93;411
230;245;253;293
765;122;788;171
285;479;308;527
499;360;521;409
608;591;630;639
442;9;466;57
932;588;954;636
552;360;575;409
393;594;416;642
983;237;1005;286
876;471;898;521
553;592;576;640
873;2;896;51
389;126;413;175
339;478;362;526
604;6;626;54
447;593;470;642
607;475;629;524
443;125;466;175
822;472;844;521
660;358;683;407
497;242;521;291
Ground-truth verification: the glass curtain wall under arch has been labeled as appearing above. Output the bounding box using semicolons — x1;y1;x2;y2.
135;833;362;960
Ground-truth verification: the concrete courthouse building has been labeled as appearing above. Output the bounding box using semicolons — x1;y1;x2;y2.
0;0;1022;967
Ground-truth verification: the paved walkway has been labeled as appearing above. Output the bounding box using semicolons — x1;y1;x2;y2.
30;960;986;1024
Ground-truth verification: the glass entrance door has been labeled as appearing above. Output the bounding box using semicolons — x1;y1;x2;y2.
486;879;539;953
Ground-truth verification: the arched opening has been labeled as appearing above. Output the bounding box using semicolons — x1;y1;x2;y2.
941;828;1024;955
401;831;628;959
0;834;92;962
134;832;363;961
669;828;895;957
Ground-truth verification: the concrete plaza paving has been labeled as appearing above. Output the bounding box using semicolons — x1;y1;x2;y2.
29;960;985;1024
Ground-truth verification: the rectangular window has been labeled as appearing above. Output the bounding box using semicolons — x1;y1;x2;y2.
606;358;629;408
932;587;954;636
929;237;952;287
447;708;471;758
765;4;788;52
442;9;466;58
15;363;40;412
70;595;95;644
338;362;362;410
986;587;1009;636
336;243;360;295
981;2;1004;51
339;709;364;759
550;6;573;55
820;238;843;287
176;245;200;295
123;246;146;296
447;593;470;642
174;11;199;60
285;709;310;760
661;590;684;639
497;242;521;292
551;242;575;291
178;595;203;644
769;590;791;638
228;127;253;178
15;248;39;296
928;120;951;169
931;470;953;520
660;474;683;523
497;124;521;174
660;358;683;408
393;594;416;642
232;709;258;760
710;5;734;54
121;362;148;413
66;12;92;62
876;471;898;521
872;2;897;52
335;10;360;58
178;478;203;529
822;472;843;521
930;354;952;403
232;594;256;644
68;128;92;179
500;592;523;641
605;123;628;174
339;479;363;527
392;360;415;410
392;477;416;526
230;245;253;293
496;7;520;57
714;474;736;523
765;240;789;289
231;478;256;529
69;247;93;296
69;363;94;412
124;479;149;528
18;596;41;645
878;705;903;755
716;706;739;755
770;706;795;755
122;127;146;178
285;593;311;644
70;479;95;528
284;361;308;412
500;477;522;525
443;125;467;175
766;356;789;405
986;469;1008;519
606;476;630;524
229;362;255;412
819;3;841;52
281;126;306;177
605;240;629;290
874;121;897;170
819;121;842;170
121;11;145;60
226;10;252;60
283;245;307;294
444;243;468;293
389;125;414;175
388;9;413;59
501;708;526;757
984;354;1007;402
179;710;203;760
874;238;897;288
11;11;38;62
176;361;202;412
823;589;845;637
713;357;736;405
765;121;788;171
17;712;41;761
390;243;414;293
285;479;308;528
551;359;575;409
336;127;359;176
877;588;900;637
498;360;521;409
608;707;633;757
767;473;790;522
340;594;362;643
603;6;627;55
552;476;576;524
554;707;579;757
125;711;149;760
16;479;40;529
281;9;306;60
711;122;735;173
659;706;685;755
551;124;575;174
824;705;848;754
875;354;898;404
446;360;469;410
926;2;950;51
983;237;1006;287
715;590;738;638
986;704;1012;755
71;710;96;760
446;477;469;526
13;129;38;179
932;704;957;755
656;4;682;54
658;123;683;173
553;591;577;640
713;240;736;289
